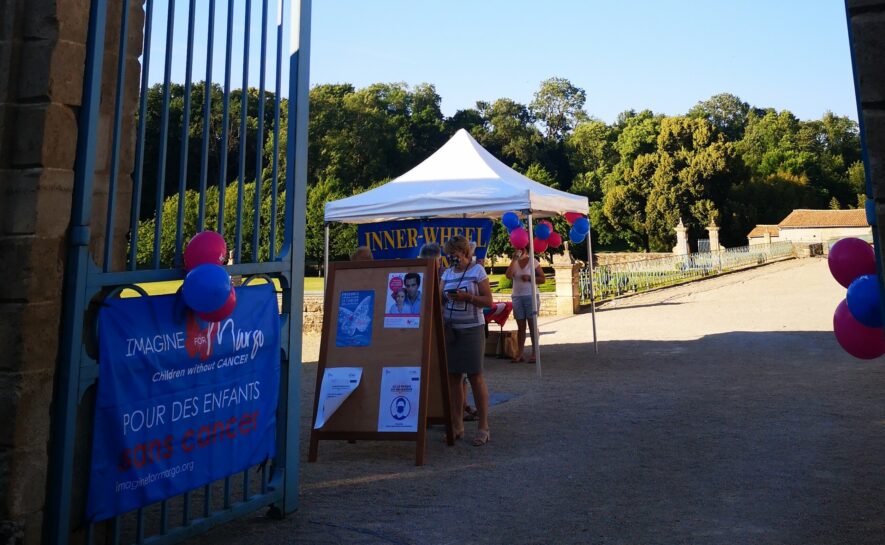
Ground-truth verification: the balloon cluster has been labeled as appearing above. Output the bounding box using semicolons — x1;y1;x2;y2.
181;231;237;322
828;237;885;359
501;212;563;253
564;212;590;244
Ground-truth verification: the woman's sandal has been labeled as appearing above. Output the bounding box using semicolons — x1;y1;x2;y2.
463;406;478;422
444;428;464;443
510;356;524;363
472;428;490;447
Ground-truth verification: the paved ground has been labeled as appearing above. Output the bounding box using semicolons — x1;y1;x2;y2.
195;258;885;544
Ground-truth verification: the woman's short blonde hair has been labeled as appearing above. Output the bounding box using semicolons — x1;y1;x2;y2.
443;235;471;257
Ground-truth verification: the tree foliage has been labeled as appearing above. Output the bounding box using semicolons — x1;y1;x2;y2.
136;81;863;267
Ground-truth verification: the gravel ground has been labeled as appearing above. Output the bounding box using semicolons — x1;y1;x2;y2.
193;258;885;544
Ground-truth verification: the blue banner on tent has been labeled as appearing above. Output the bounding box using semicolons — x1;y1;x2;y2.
86;283;280;522
357;218;493;261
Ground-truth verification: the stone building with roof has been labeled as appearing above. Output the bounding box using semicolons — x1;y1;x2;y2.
747;209;871;247
747;224;782;246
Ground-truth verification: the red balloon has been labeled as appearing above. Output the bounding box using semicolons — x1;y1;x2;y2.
547;232;562;249
833;299;885;359
510;227;529;249
533;238;548;254
564;212;583;225
197;287;237;322
828;237;876;288
184;231;228;272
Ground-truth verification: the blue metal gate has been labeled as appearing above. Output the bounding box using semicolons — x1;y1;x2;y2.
45;0;310;542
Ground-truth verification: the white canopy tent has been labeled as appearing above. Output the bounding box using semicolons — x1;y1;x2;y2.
324;129;598;374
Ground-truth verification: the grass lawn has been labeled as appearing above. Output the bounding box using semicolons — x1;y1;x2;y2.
488;273;555;293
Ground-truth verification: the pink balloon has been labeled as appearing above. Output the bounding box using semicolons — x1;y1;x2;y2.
564;212;583;225
184;231;228;272
510;227;529;249
547;232;562;249
828;238;876;288
533;237;548;254
834;299;885;359
197;287;237;322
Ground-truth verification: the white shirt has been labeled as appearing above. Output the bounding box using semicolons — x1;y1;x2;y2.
511;257;540;297
440;263;487;329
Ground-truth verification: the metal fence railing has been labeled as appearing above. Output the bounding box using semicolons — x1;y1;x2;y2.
579;242;795;303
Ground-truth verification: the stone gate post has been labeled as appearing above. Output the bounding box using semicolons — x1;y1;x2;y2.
553;251;580;315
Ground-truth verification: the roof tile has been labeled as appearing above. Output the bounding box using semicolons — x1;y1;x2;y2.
777;209;868;228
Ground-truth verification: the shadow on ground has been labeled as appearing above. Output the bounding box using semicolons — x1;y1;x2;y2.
187;329;885;545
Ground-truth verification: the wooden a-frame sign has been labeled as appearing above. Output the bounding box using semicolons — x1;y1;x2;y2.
308;258;454;465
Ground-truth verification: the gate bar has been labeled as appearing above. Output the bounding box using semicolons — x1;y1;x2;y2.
152;0;177;269
235;0;253;262
217;0;236;233
102;0;131;272
45;0;109;541
174;0;198;266
128;0;155;269
197;0;217;231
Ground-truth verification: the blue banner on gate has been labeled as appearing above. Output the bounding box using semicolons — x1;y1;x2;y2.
86;283;280;522
357;218;493;261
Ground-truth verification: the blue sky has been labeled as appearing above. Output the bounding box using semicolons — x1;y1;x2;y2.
152;0;858;123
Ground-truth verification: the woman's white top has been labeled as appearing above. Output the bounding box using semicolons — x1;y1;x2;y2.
511;257;540;297
440;263;487;329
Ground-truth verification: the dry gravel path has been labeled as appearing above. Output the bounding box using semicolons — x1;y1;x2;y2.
194;257;885;544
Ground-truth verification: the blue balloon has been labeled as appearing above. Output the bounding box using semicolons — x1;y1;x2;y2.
502;211;521;229
506;222;522;234
573;217;590;236
182;264;232;313
847;274;884;328
569;226;586;245
534;223;551;240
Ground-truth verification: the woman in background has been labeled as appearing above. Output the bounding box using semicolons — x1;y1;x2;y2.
505;247;545;363
440;236;492;446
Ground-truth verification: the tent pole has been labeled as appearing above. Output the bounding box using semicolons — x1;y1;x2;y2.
323;223;330;293
587;225;598;355
526;213;541;377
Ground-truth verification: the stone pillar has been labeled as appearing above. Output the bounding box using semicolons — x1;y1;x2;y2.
846;1;885;281
763;231;772;245
672;218;690;255
0;1;142;542
707;223;721;252
552;251;580;315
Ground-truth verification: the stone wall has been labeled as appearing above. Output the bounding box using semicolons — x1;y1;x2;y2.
846;0;885;269
595;252;673;266
0;1;142;542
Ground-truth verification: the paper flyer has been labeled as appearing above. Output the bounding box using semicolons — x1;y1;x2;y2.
314;367;362;429
336;290;374;347
383;272;422;329
377;366;421;432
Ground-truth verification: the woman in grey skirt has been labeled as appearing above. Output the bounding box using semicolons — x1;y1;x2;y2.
441;235;493;446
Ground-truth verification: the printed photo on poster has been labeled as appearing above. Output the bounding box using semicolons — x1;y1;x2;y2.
378;366;421;432
383;272;422;329
336;290;374;347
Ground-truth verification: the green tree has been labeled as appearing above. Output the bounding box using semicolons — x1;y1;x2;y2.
475;98;543;169
529;77;588;141
687;93;751;141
